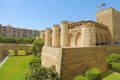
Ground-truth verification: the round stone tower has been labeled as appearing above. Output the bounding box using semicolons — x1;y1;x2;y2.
40;30;45;41
80;22;96;47
60;21;69;47
52;24;60;47
45;28;52;47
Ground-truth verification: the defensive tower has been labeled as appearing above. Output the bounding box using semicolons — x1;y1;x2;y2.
52;24;60;47
40;30;45;41
80;22;96;47
96;7;120;43
60;21;69;47
45;28;52;46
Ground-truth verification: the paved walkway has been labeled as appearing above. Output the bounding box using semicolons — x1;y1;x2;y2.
0;56;9;68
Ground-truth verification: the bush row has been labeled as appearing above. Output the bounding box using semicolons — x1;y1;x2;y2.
106;53;120;72
0;36;35;43
73;67;102;80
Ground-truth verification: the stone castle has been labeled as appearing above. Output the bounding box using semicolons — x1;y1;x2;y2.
40;7;120;80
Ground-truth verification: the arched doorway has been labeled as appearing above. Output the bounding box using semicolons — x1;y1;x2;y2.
69;34;74;46
96;33;99;45
100;33;103;44
76;32;81;46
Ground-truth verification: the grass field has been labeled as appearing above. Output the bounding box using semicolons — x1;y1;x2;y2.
0;55;32;80
103;72;120;80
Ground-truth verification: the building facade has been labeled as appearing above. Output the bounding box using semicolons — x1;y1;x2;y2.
0;25;40;38
40;20;112;48
41;7;120;80
40;7;120;47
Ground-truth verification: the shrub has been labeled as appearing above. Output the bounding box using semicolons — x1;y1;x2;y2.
73;75;88;80
106;53;120;69
112;62;120;72
31;39;44;57
25;65;60;80
85;67;102;80
29;57;41;66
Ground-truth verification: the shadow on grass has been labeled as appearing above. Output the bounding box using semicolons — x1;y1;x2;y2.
101;71;113;78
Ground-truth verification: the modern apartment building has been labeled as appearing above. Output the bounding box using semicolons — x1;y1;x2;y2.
0;24;40;38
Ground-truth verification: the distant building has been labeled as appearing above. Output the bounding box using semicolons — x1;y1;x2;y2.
0;25;40;38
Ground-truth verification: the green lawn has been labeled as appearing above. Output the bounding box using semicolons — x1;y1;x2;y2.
0;55;32;80
103;72;120;80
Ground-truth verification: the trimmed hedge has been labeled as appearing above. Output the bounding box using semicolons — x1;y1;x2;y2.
112;62;120;72
85;67;102;80
73;75;88;80
106;53;120;70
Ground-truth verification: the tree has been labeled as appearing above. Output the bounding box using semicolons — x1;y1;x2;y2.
31;39;44;57
0;35;35;43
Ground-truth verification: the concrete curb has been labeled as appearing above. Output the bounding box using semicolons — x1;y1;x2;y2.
0;56;9;68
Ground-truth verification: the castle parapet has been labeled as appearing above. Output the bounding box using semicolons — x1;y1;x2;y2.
40;30;45;41
45;28;52;47
52;24;60;47
80;22;96;47
60;21;69;47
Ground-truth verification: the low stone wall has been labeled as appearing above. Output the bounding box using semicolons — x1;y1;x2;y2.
0;43;32;57
0;46;3;58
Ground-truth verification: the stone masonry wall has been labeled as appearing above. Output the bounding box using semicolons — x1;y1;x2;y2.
41;45;120;80
60;47;107;80
0;43;32;57
102;45;120;56
41;46;62;75
0;46;3;58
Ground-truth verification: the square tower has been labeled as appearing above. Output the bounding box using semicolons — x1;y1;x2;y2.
96;7;120;43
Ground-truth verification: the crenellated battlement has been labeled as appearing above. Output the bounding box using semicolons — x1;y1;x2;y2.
96;7;113;16
97;7;120;16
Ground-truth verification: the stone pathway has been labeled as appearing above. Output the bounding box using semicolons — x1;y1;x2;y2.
0;56;9;68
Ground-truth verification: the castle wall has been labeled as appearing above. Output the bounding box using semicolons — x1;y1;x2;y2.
96;8;113;37
112;9;120;43
40;30;45;41
95;25;112;44
45;28;52;46
80;23;96;47
60;21;69;47
0;46;3;58
60;47;107;80
102;45;120;56
52;25;60;47
41;46;62;75
41;46;110;80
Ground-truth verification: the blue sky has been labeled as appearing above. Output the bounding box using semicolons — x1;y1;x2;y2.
0;0;120;30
